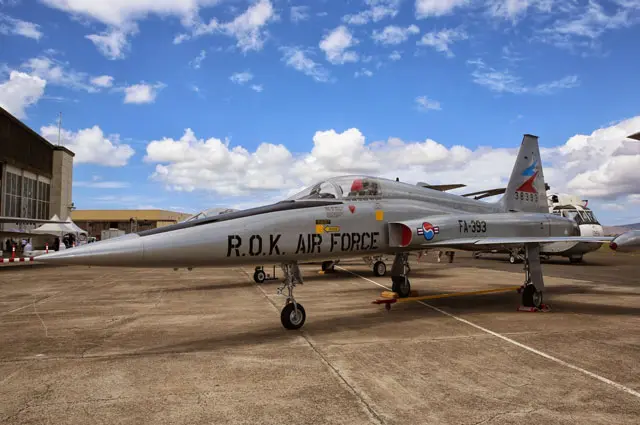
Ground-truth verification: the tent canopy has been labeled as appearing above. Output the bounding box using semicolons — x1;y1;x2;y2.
65;217;88;234
32;215;77;236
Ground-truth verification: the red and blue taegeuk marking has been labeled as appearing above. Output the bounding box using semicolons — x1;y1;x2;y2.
417;222;439;241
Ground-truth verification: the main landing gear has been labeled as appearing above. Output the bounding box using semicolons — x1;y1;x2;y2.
519;244;545;309
364;255;388;277
253;265;278;284
509;248;525;264
321;260;337;272
390;252;411;298
277;262;306;330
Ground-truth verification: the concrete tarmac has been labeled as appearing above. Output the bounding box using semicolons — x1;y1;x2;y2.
0;251;639;424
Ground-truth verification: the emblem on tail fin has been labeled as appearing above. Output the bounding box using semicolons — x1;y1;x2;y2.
516;158;539;194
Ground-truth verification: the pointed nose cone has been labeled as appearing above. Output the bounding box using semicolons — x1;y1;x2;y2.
36;234;145;267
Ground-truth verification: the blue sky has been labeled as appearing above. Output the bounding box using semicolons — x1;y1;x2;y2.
1;0;639;224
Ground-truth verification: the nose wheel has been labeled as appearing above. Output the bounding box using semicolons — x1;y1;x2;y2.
281;302;306;330
277;262;306;330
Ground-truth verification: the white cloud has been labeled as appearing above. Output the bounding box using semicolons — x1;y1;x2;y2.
0;71;46;119
122;82;166;104
0;14;43;40
21;55;100;92
251;84;263;92
143;127;475;195
90;75;114;88
40;0;214;27
85;27;131;60
372;24;419;45
601;203;625;211
290;5;309;23
547;116;640;199
535;1;640;51
319;26;359;65
41;125;135;167
467;58;579;94
230;71;253;84
222;0;276;52
41;1;276;57
542;1;633;39
280;46;331;82
389;50;402;60
189;49;206;69
354;68;373;78
415;95;441;111
74;180;131;189
415;0;470;18
487;0;554;20
417;28;468;57
175;0;277;52
343;0;400;25
141;118;640;221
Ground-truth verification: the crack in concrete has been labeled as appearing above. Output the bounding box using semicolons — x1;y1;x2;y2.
240;267;386;425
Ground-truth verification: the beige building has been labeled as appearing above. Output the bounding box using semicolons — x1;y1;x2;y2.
0;106;75;226
71;209;192;239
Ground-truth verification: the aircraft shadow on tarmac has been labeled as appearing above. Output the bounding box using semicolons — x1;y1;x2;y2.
147;267;451;294
133;286;640;358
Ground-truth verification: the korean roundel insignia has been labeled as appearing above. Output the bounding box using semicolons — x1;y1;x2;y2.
416;222;439;241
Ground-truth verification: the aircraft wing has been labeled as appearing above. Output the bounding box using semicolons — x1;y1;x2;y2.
419;236;614;248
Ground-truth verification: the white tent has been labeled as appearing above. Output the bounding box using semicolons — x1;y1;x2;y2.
65;217;88;234
32;214;76;236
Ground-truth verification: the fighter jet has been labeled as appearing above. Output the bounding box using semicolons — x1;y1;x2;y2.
35;134;639;330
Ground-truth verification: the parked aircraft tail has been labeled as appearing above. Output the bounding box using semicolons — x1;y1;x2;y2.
497;134;548;213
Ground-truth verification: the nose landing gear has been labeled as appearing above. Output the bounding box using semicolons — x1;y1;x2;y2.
277;262;306;330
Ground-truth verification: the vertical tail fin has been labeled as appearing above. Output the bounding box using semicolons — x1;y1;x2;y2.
499;134;548;213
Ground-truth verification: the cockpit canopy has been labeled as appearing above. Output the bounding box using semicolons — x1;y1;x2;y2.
286;176;387;201
551;206;600;225
183;207;238;222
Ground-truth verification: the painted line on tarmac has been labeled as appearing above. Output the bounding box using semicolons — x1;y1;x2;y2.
337;266;640;400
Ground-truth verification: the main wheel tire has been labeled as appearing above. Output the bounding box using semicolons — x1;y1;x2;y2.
254;270;266;283
569;255;583;264
509;255;516;264
373;261;386;277
280;303;306;330
391;276;411;298
522;285;543;308
321;261;334;272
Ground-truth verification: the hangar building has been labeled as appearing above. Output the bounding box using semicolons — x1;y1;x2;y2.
0;106;75;227
71;210;192;240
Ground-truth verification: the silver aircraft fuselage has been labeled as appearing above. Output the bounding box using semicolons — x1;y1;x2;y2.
35;176;580;268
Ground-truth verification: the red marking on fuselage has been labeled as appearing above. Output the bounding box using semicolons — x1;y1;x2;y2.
401;224;412;247
516;171;538;193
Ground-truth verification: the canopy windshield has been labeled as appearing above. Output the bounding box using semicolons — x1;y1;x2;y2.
183;208;238;222
553;207;600;225
286;176;384;201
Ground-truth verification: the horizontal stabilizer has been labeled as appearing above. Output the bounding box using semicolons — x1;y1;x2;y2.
417;183;467;192
462;188;506;200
